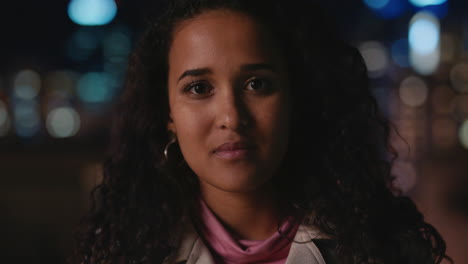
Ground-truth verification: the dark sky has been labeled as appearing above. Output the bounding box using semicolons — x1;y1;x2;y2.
0;0;148;73
0;0;466;75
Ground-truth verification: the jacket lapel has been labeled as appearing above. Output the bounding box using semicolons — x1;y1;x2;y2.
284;225;327;264
168;223;327;264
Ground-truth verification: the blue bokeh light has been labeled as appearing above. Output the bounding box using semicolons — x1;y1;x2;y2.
362;0;408;19
66;29;100;61
14;101;41;138
103;31;131;60
363;0;390;9
409;13;440;75
68;0;117;26
409;0;447;7
77;72;112;103
391;38;410;67
409;16;439;55
410;0;448;18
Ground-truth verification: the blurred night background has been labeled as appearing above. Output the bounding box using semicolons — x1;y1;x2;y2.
0;0;467;263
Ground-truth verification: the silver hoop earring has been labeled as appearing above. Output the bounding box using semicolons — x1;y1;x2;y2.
164;136;177;162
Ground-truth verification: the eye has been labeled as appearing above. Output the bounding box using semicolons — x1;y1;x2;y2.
185;81;213;96
245;78;272;92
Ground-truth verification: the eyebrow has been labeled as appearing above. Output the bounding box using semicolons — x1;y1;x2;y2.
178;68;212;82
177;63;276;82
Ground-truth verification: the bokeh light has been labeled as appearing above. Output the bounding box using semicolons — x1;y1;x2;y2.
103;30;131;62
409;12;440;75
68;0;117;26
399;76;428;107
459;120;468;149
409;0;447;7
409;16;440;55
363;0;390;9
13;100;41;137
450;63;468;93
66;29;100;62
102;28;131;97
0;100;11;136
363;0;407;19
77;72;113;103
420;2;448;19
46;107;81;138
410;50;440;75
14;69;41;100
391;38;410;67
359;41;388;78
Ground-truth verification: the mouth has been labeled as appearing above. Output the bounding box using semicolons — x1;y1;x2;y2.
213;141;256;160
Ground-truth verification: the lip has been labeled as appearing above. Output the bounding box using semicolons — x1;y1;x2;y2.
213;141;255;160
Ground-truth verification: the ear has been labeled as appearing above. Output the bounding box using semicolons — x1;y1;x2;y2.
167;113;176;135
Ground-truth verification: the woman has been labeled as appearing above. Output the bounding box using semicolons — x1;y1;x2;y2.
72;0;450;263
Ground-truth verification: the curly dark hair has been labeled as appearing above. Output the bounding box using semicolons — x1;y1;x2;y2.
71;0;450;263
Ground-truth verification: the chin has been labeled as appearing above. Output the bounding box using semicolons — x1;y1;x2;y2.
207;171;274;193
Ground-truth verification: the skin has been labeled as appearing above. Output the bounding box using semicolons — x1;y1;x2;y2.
167;9;291;240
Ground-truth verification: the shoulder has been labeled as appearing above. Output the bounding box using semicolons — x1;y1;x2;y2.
163;222;216;264
164;221;334;264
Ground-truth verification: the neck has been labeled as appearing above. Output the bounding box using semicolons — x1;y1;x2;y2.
200;182;282;240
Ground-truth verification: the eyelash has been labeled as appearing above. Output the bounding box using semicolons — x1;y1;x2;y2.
183;78;273;97
246;78;272;92
184;81;212;95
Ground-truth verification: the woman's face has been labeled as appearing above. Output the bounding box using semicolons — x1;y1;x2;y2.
167;9;291;194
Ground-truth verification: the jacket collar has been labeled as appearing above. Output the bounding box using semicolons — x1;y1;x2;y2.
165;223;327;264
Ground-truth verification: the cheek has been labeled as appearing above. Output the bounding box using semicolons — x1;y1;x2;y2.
172;107;212;162
256;96;290;143
248;96;290;172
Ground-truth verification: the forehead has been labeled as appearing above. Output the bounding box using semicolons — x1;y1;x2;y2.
168;9;282;70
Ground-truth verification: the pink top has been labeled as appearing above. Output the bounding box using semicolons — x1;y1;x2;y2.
198;199;301;264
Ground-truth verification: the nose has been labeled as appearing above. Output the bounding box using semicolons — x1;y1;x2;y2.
215;87;249;131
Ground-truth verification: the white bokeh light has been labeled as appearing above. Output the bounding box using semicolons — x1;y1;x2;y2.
399;76;428;107
409;12;440;75
410;19;439;55
46;106;81;138
359;41;388;78
459;120;468;149
14;69;41;100
450;63;468;93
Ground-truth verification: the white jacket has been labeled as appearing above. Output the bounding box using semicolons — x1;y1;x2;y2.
163;223;328;264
